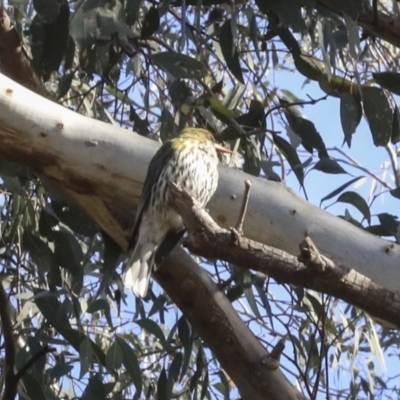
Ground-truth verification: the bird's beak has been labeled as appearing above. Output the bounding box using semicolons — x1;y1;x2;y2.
214;143;232;153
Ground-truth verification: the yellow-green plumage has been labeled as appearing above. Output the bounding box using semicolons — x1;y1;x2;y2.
123;128;222;297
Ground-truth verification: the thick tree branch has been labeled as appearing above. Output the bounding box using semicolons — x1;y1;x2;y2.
168;184;400;329
155;249;306;400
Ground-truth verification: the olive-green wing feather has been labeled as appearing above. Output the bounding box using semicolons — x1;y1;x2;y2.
128;141;175;251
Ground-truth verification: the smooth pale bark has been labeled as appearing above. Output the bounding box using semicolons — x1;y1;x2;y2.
0;75;399;294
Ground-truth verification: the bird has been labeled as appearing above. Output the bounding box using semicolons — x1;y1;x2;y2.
123;127;230;297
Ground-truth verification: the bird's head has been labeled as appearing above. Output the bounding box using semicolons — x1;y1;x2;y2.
177;128;231;153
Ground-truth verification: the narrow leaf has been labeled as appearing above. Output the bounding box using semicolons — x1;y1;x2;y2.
340;92;362;147
116;337;142;395
151;52;206;80
313;158;348;174
336;191;371;224
373;71;400;96
219;19;244;83
106;340;123;370
320;176;365;204
273;134;304;186
79;337;93;379
361;86;392;146
136;319;167;349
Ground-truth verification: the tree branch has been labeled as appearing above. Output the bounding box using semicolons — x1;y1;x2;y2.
155;249;306;400
0;76;399;294
168;184;400;329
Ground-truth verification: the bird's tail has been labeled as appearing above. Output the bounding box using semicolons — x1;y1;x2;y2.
123;243;155;297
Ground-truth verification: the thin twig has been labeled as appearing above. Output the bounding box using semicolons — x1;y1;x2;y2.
236;180;252;235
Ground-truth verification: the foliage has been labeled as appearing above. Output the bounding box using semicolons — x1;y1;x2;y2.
1;0;400;399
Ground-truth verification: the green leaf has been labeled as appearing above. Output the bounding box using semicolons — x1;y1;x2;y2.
106;340;123;370
340;92;362;147
48;361;73;379
157;368;168;400
102;232;121;275
392;107;400;144
336;191;371;224
1;176;26;196
35;292;108;369
116;337;142;395
242;138;261;177
135;319;167;349
169;80;191;107
141;7;159;38
54;230;83;274
219;19;244;84
86;299;113;328
293;54;325;81
81;375;106;400
256;0;305;32
320;176;365;204
249;14;261;62
167;352;183;396
178;316;192;381
52;200;98;237
242;271;261;319
160;108;178;142
361;86;392;146
0;158;19;177
337;0;368;19
126;0;142;25
79;336;93;379
130;105;150;136
208;97;235;119
389;187;400;199
22;231;58;274
373;71;400;96
38;209;58;240
282;102;328;158
21;374;46;400
313;158;348;174
151;51;207;80
273;135;304;186
31;0;70;81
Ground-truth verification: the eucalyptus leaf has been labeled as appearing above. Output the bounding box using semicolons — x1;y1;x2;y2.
219;19;244;83
373;71;400;96
361;86;392;147
313;158;348;174
151;51;207;80
273;134;304;186
336;191;371;224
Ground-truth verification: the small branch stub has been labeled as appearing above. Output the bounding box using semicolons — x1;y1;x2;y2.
298;235;328;272
236;180;252;235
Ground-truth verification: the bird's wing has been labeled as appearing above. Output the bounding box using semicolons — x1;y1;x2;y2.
128;141;175;251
